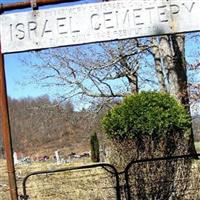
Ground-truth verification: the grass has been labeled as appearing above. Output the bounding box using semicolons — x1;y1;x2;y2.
0;159;116;200
1;156;200;200
0;160;9;200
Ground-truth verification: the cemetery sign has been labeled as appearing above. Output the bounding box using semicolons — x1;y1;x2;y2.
0;0;200;53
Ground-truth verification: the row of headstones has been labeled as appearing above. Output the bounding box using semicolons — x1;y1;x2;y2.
13;150;61;165
54;151;91;163
13;150;91;165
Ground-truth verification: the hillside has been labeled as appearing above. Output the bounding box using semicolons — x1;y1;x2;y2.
0;96;200;159
0;96;102;159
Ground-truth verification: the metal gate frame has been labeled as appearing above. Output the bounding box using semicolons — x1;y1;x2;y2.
123;154;200;200
19;162;121;200
19;153;200;200
0;1;200;200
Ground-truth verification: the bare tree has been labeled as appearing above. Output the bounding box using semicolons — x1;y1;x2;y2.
148;34;198;156
21;39;156;106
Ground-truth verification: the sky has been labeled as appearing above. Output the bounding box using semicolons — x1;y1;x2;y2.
2;0;45;99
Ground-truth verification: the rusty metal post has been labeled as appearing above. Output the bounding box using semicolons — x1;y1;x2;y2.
0;44;18;200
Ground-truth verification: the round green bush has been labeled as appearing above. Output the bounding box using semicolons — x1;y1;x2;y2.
101;92;191;140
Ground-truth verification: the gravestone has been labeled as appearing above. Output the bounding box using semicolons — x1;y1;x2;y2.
55;150;61;165
13;152;19;165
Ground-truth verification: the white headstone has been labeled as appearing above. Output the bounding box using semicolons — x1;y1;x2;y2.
55;150;61;165
13;152;19;164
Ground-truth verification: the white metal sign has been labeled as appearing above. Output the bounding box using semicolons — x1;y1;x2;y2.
0;0;200;53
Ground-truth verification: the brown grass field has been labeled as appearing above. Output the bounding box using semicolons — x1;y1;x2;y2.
1;158;200;200
0;158;116;200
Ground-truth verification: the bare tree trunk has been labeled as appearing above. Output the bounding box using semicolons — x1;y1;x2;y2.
159;34;189;107
119;55;139;94
170;34;189;107
159;36;175;93
127;72;138;94
152;37;167;92
158;34;197;156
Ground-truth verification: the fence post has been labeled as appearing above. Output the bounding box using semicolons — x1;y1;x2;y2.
0;44;18;199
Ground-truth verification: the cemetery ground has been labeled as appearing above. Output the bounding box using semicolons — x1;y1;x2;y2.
1;154;200;199
0;157;116;200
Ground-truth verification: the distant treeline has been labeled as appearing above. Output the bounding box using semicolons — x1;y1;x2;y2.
0;96;103;157
0;96;200;158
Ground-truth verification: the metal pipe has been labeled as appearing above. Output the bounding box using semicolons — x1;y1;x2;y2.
0;44;18;200
123;153;200;200
0;0;79;12
124;153;200;172
21;163;121;200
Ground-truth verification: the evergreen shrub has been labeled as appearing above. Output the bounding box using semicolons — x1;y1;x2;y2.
90;132;100;162
101;92;191;140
